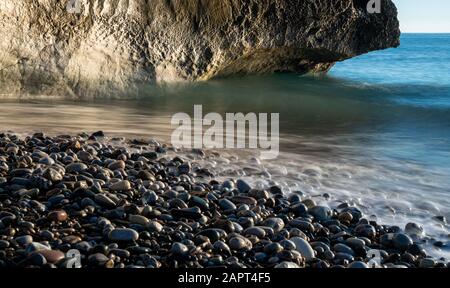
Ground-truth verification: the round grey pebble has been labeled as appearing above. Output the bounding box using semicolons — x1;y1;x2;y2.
108;228;139;242
348;261;369;268
393;233;413;251
171;242;189;255
66;163;88;173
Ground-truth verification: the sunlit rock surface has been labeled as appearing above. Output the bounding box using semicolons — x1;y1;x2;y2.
0;0;399;98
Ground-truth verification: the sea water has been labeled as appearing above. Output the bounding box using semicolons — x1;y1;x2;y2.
1;34;449;258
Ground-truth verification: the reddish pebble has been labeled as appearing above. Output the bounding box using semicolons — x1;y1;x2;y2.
36;250;65;263
48;210;68;222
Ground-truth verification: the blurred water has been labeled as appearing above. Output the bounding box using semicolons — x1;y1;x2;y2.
1;34;450;257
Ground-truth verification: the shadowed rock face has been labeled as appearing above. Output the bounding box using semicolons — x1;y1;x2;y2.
0;0;400;98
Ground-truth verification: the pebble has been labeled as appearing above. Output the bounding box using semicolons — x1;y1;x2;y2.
77;150;93;162
66;163;88;173
338;212;353;223
108;160;126;170
197;229;226;243
129;215;149;226
248;189;269;199
243;227;266;238
137;170;155;181
275;262;300;268
432;216;447;224
263;218;285;233
90;131;105;138
48;210;68;222
178;163;191;174
345;238;366;250
335;252;354;263
264;242;283;254
393;233;413;251
212;241;230;256
110;180;131;191
291;203;308;215
95;194;117;208
419;258;436;268
279;239;296;251
39;157;55;165
218;198;237;210
302;199;316;209
348;261;369;268
88;253;113;267
169;198;188;209
171;242;189;255
405;222;424;236
142;191;158;204
231;196;257;205
172;207;203;219
354;224;376;238
333;243;355;256
341;207;363;222
236;179;251;193
25;242;51;253
37;250;65;264
229;236;253;251
0;240;9;249
108;228;139;242
289;219;315;233
15;235;33;246
110;249;131;259
43;168;63;182
291;237;315;261
408;243;426;256
29;252;48;266
147;221;163;232
309;206;332;221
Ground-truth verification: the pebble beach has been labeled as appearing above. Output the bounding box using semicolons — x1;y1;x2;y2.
0;132;447;268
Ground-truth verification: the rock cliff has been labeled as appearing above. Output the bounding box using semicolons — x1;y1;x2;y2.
0;0;400;98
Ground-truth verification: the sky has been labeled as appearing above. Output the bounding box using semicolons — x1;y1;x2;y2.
393;0;450;33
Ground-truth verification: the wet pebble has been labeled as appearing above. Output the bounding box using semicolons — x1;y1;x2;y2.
419;258;436;268
236;179;251;193
309;206;332;221
405;222;424;237
393;233;413;251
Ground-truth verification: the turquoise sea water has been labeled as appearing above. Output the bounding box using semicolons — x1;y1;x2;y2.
1;33;450;257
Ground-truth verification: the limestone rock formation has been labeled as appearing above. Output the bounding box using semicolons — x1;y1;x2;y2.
0;0;400;98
